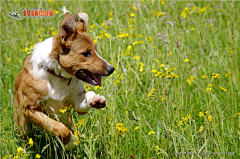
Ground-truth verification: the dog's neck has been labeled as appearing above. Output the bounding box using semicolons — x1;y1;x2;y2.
41;63;72;86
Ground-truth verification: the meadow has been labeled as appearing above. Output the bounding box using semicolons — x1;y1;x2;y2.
0;0;240;158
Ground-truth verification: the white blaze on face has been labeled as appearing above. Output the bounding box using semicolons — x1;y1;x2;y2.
95;49;111;68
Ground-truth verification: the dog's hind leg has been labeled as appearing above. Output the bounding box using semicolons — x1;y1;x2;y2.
14;104;32;138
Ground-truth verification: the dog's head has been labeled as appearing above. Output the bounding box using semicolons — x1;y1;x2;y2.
51;8;114;86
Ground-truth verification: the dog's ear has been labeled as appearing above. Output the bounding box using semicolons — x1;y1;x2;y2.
59;12;76;46
76;12;89;31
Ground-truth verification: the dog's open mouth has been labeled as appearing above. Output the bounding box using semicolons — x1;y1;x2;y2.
76;70;102;86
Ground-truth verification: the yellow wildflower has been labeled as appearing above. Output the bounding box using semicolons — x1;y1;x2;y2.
135;126;139;130
84;84;90;91
104;33;110;38
191;6;197;12
52;31;58;36
219;86;227;91
54;10;59;14
50;27;54;31
130;13;135;17
148;131;155;135
151;69;157;73
146;36;153;42
225;73;231;77
199;126;203;132
35;154;41;158
153;10;165;16
139;62;144;72
208;115;212;122
184;59;189;62
127;45;133;50
120;74;124;81
205;111;208;115
199;112;204;118
114;79;119;85
172;73;179;78
191;27;194;31
76;119;86;127
73;131;81;145
159;64;165;69
101;22;105;27
200;7;206;13
206;87;212;93
202;75;207;78
212;73;220;79
59;106;68;113
156;145;160;154
133;6;137;11
118;33;130;38
17;147;24;154
178;120;183;126
29;138;33;146
90;24;96;28
116;123;123;129
185;114;191;120
122;128;129;132
154;71;162;77
147;88;155;99
181;11;187;18
116;123;128;134
133;41;139;45
7;58;11;63
162;97;166;102
234;113;240;118
189;76;195;80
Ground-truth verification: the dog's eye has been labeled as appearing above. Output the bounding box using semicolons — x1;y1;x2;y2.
82;51;91;57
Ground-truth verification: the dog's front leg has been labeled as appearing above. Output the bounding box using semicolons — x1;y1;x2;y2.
24;108;75;150
74;91;106;115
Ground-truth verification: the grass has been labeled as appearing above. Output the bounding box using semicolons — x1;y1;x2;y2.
0;0;240;158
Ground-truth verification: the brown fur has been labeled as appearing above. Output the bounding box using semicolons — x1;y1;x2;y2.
14;11;113;146
14;56;73;144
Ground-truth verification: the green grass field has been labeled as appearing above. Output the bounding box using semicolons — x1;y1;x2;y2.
1;0;240;158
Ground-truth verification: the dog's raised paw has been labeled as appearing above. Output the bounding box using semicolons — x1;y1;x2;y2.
88;94;106;109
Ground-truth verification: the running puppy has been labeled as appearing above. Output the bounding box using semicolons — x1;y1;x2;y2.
14;7;114;150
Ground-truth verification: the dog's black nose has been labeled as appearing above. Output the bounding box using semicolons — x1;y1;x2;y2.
107;66;115;75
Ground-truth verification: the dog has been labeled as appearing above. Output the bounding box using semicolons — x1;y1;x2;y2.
14;7;114;150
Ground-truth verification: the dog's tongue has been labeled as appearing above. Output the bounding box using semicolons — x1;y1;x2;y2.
90;72;102;86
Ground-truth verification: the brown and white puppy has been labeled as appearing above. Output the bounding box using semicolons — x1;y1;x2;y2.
14;7;114;150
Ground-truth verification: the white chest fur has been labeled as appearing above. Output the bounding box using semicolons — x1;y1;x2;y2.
41;78;85;126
